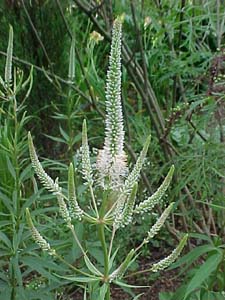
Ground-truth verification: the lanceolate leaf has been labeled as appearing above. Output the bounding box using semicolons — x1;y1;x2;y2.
169;244;217;272
109;249;135;282
184;251;223;300
114;280;149;289
54;273;100;283
84;255;103;277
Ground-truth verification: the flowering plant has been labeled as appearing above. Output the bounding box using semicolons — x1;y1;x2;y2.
27;18;187;300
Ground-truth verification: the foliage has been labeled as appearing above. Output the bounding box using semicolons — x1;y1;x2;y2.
160;234;225;300
0;25;72;300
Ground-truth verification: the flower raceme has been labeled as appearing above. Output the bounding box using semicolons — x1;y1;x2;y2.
27;17;188;298
96;19;127;189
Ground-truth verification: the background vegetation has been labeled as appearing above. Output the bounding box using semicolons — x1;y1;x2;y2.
0;1;224;299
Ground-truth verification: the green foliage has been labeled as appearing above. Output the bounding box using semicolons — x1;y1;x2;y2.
160;235;225;300
0;25;73;300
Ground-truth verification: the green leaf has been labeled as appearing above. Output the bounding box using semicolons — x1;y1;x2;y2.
54;274;100;283
83;289;87;300
87;247;104;266
202;291;225;300
84;255;103;276
99;283;108;300
44;134;66;144
109;247;119;271
11;253;23;287
6;157;16;179
0;232;12;248
196;201;225;211
169;244;216;271
12;223;24;251
59;126;69;142
184;252;223;300
22;256;62;282
159;292;173;300
21;65;33;102
132;293;145;300
19;164;32;182
109;249;135;281
114;280;149;289
0;191;13;213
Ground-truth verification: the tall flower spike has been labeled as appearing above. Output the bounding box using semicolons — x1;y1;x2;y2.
57;194;71;224
151;234;188;272
28;132;61;194
5;25;13;86
96;18;127;187
135;165;174;214
26;208;55;256
114;183;138;229
123;136;151;194
104;18;123;157
68;163;84;220
144;203;174;243
81;120;93;186
113;136;150;222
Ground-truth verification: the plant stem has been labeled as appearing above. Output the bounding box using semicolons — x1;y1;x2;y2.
54;253;91;277
98;190;110;299
108;227;116;260
69;223;86;257
98;224;108;277
90;185;99;218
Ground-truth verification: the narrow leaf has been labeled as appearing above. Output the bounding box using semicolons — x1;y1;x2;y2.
184;252;223;300
84;255;103;277
54;274;100;283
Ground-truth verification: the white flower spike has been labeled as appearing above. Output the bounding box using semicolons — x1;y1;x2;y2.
96;18;127;188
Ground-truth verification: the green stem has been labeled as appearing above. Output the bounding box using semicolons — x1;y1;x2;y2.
98;190;110;299
106;285;110;300
13;98;20;230
90;184;99;218
69;223;86;256
98;224;108;277
108;227;116;259
54;253;91;277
